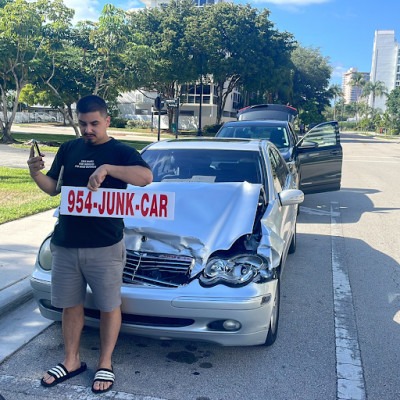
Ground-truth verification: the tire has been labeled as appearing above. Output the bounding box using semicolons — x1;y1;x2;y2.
265;278;280;346
288;224;297;254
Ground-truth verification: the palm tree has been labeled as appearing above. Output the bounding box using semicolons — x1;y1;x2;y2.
329;84;343;120
350;72;366;122
362;80;387;109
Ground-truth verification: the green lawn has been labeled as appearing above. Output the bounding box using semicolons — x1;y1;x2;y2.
1;134;156;224
0;167;60;224
11;132;153;152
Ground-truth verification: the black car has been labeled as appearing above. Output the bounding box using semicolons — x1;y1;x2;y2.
216;119;342;195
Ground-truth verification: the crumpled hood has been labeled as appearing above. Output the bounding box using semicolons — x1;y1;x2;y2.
124;182;261;269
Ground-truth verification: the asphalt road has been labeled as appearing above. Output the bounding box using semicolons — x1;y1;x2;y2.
1;132;400;400
0;144;56;169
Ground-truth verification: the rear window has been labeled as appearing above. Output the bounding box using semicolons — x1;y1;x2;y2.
142;149;263;184
217;125;290;149
238;105;297;123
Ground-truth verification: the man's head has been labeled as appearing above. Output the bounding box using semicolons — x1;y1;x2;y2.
76;95;111;146
76;95;108;118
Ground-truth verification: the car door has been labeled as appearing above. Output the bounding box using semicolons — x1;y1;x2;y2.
266;145;297;255
297;121;343;194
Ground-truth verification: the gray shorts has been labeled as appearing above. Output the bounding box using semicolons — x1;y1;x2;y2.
50;240;126;312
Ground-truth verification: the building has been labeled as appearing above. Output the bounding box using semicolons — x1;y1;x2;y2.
342;67;370;104
369;30;400;111
117;81;242;131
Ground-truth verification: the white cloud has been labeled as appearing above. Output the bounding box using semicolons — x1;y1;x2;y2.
331;63;347;79
329;62;347;86
64;0;101;23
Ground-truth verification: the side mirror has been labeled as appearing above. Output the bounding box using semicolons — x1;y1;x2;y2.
279;189;304;206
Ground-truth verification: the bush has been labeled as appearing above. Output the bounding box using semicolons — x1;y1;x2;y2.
202;124;223;137
340;121;357;130
110;117;127;128
126;120;152;129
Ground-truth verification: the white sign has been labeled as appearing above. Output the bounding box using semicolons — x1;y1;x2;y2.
60;186;175;220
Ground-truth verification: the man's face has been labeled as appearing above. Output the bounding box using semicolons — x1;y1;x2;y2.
78;111;111;146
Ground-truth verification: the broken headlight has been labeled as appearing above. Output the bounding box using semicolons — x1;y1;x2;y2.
199;254;272;287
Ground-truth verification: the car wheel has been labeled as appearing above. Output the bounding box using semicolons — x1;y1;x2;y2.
288;224;297;254
265;278;280;346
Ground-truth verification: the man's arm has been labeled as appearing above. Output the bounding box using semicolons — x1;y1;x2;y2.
87;164;153;191
27;145;59;196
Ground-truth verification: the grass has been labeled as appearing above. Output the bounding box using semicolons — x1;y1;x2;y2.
10;132;154;152
1;131;159;224
0;167;61;224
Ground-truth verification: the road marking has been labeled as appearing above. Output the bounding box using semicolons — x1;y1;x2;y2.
300;206;340;217
345;159;400;163
331;202;366;400
0;374;168;400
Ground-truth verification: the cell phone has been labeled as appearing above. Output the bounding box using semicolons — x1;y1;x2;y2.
32;139;42;157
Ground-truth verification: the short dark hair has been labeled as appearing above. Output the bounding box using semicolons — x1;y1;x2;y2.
76;95;108;117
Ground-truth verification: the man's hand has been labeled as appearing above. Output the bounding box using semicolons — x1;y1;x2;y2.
27;145;58;196
27;145;45;178
87;165;108;191
87;164;153;191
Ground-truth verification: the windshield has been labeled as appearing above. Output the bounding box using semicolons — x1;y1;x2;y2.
142;149;263;184
217;125;290;149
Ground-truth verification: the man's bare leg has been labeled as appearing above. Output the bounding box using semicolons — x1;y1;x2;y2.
42;304;85;385
92;306;121;392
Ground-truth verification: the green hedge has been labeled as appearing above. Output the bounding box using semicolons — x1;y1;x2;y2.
110;117;128;128
126;120;152;129
202;124;223;137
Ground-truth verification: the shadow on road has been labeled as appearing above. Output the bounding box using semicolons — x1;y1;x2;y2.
300;187;400;224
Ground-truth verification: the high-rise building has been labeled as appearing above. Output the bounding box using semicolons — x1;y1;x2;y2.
342;68;370;104
369;30;400;111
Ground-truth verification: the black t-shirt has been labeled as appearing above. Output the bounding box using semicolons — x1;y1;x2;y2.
47;137;150;248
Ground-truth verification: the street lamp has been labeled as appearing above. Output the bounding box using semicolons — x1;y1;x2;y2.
197;55;203;136
189;47;203;136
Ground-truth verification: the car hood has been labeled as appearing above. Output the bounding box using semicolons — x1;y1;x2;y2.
124;182;261;270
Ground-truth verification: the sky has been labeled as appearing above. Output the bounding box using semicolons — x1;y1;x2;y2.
64;0;400;87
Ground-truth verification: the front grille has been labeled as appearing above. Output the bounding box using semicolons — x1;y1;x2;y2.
39;301;195;327
123;250;195;288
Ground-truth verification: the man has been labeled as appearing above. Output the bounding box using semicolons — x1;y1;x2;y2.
27;95;153;394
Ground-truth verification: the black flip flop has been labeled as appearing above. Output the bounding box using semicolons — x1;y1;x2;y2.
91;367;115;394
41;362;87;387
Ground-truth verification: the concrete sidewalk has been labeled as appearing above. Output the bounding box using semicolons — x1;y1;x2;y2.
0;209;57;316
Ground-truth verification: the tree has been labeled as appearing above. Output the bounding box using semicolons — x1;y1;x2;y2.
290;45;332;120
350;72;366;102
328;84;343;120
0;0;73;143
189;2;294;123
27;4;131;137
126;0;198;131
362;80;387;109
385;86;400;133
127;0;294;127
299;100;325;126
349;72;366;122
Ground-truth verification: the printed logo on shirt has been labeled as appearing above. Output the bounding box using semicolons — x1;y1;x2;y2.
75;160;96;169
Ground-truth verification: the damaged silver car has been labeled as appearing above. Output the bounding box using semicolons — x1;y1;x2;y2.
31;139;304;346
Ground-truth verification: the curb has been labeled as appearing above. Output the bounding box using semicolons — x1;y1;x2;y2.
0;277;33;318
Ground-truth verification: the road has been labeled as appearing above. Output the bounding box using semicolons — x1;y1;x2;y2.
0;132;400;399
